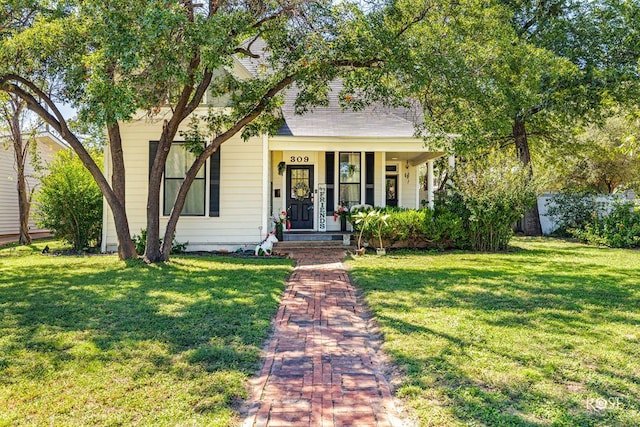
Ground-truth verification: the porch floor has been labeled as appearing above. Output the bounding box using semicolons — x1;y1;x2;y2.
283;231;351;242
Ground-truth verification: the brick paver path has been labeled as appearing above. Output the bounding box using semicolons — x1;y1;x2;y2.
242;249;406;427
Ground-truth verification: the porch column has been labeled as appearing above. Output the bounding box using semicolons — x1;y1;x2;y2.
262;134;270;236
427;159;435;209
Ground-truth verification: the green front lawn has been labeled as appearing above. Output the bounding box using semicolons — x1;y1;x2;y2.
0;241;291;426
347;238;640;426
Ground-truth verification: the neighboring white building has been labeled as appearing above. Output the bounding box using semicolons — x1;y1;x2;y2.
0;131;67;239
101;58;445;253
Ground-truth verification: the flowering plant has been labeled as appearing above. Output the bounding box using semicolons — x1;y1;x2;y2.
333;204;349;221
273;211;291;229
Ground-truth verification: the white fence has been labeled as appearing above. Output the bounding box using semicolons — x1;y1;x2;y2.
538;191;637;235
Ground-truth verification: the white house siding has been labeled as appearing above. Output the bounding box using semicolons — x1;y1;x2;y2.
102;117;265;252
0;136;62;237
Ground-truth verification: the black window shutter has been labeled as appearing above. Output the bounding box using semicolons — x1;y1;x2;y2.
149;141;159;180
325;152;335;214
365;152;374;206
209;147;221;217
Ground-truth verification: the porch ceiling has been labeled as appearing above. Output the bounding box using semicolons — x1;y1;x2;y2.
268;136;446;157
386;151;446;166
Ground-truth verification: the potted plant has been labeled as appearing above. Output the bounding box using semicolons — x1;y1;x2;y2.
352;210;378;255
333;204;349;232
369;211;389;255
272;211;289;240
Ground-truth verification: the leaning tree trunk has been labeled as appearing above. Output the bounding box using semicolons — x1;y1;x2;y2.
10;111;32;245
16;154;31;245
513;117;542;236
0;77;138;259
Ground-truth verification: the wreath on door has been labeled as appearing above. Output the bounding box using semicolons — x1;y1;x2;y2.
292;181;311;200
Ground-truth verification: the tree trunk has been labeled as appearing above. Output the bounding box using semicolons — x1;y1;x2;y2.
159;73;294;261
144;123;175;263
9;101;32;245
513;117;542;236
144;58;213;263
106;122;137;258
1;78;137;259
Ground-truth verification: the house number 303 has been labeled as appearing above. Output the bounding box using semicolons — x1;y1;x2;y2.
290;156;309;163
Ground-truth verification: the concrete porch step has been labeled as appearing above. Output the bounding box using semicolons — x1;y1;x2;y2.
282;232;350;242
273;240;353;250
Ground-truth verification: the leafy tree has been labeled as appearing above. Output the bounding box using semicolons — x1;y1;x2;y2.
548;111;640;193
34;149;103;251
383;0;640;235
0;0;462;262
0;0;138;259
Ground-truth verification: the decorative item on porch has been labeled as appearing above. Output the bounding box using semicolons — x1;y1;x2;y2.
255;233;278;256
372;211;390;255
292;181;310;200
272;211;289;240
352;210;389;255
333;204;349;232
277;161;286;175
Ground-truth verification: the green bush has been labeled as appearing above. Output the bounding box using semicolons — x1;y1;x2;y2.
448;151;538;251
351;152;537;252
132;228;188;255
570;202;640;248
352;207;468;250
34;150;103;251
545;191;600;236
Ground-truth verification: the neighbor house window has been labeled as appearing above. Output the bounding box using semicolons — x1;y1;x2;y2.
339;152;361;207
164;143;205;216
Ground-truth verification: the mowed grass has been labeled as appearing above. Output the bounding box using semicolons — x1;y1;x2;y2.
0;240;292;426
347;238;640;426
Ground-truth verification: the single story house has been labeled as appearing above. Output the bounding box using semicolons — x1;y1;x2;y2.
101;58;446;252
0;131;66;240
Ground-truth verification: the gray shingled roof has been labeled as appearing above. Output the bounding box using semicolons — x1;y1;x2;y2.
235;42;421;138
277;81;419;137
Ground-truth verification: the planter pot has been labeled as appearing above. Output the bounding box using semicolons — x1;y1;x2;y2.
355;247;366;256
376;248;386;256
275;223;284;241
340;215;347;232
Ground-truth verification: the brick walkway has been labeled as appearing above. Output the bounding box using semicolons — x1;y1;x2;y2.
242;249;406;427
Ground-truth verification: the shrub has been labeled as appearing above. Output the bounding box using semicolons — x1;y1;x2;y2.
352;207;468;250
132;229;188;255
570;202;640;248
449;151;538;251
431;209;469;249
545;191;600;236
34;150;103;251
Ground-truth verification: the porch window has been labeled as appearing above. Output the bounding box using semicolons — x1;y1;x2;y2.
339;152;361;207
163;143;205;216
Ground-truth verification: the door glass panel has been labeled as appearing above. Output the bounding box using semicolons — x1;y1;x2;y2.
339;153;361;183
290;168;311;199
386;178;397;201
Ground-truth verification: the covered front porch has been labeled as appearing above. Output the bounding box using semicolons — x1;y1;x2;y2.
267;136;445;233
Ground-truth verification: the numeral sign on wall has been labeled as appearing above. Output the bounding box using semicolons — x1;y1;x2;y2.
290;156;310;163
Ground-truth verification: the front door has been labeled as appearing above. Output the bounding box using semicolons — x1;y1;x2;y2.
287;166;314;229
386;175;398;207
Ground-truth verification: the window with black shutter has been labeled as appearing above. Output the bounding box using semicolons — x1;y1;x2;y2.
365;152;374;206
325;152;335;214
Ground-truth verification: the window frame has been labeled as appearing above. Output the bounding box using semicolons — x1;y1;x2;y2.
338;152;361;207
162;142;207;217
